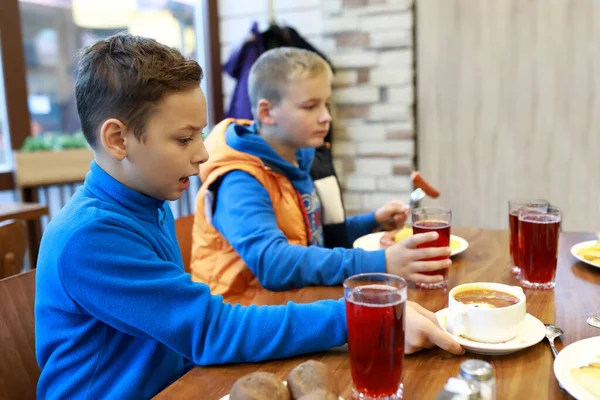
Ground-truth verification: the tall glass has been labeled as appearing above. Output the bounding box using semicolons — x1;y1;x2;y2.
508;199;549;275
344;273;407;400
411;207;452;289
518;206;561;289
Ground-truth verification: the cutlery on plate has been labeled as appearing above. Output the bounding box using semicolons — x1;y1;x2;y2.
545;324;566;390
586;316;600;329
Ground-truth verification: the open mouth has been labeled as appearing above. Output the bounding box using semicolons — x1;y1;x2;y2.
179;177;189;184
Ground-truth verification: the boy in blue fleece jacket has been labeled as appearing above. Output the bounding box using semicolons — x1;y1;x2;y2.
35;34;462;400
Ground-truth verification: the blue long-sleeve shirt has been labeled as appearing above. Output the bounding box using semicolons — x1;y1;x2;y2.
211;123;386;292
35;161;347;399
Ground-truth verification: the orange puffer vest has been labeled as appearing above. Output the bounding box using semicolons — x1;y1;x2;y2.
191;119;334;305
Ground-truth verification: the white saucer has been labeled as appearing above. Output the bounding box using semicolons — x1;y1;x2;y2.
554;336;600;400
219;381;343;400
571;240;600;269
353;231;469;257
435;308;546;355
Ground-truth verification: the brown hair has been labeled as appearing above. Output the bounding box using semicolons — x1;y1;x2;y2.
248;47;332;117
75;33;203;148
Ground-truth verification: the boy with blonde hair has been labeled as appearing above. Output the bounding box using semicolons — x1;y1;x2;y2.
35;35;460;400
191;47;451;306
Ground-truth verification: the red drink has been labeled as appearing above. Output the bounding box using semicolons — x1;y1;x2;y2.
413;220;451;280
346;284;405;399
508;199;549;275
509;211;520;270
519;211;561;289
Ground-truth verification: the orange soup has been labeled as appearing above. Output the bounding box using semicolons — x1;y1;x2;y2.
453;289;520;308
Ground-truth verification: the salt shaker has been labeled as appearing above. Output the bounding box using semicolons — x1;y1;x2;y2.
459;360;496;400
435;377;481;400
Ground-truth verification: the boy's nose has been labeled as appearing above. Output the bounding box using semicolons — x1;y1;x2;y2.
192;141;209;165
319;108;332;124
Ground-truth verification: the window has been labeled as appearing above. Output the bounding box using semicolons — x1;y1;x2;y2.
18;0;198;139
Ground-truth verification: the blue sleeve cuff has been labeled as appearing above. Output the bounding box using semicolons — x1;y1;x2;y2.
346;212;380;243
354;249;386;275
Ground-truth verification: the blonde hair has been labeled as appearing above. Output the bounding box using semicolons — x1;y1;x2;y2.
248;47;332;117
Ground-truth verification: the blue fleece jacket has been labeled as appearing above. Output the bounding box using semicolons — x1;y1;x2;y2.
35;161;347;399
212;123;386;291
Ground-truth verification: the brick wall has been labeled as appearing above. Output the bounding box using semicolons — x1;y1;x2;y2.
218;0;414;215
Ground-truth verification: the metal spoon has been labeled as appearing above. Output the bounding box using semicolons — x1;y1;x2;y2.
545;324;566;390
587;316;600;329
409;188;426;208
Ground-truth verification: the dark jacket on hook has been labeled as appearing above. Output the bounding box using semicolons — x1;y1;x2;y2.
223;22;334;121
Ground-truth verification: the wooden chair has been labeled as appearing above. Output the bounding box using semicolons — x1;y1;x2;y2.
13;149;93;267
0;219;28;279
175;215;195;273
0;270;39;400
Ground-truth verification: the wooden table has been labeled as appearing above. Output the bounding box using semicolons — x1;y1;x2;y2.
0;202;49;268
156;228;600;400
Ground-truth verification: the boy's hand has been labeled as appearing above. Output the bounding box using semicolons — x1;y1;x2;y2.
374;200;409;231
385;232;451;283
405;301;464;355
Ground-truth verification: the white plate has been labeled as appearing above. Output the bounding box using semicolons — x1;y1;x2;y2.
353;231;469;257
435;308;546;355
571;240;600;269
220;381;343;400
554;336;600;400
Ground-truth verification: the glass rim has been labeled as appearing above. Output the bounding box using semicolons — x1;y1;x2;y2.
518;205;561;221
411;206;452;215
343;272;407;295
508;198;549;206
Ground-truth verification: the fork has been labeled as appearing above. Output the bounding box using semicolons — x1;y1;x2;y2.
587;315;600;329
409;188;426;208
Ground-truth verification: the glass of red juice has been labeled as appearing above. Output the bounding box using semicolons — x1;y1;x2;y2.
344;273;407;400
518;206;561;289
410;207;451;289
508;199;548;276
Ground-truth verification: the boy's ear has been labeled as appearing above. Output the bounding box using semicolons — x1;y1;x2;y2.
256;99;276;126
100;118;129;161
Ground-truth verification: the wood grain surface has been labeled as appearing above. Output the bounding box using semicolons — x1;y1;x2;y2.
0;270;39;400
156;228;600;399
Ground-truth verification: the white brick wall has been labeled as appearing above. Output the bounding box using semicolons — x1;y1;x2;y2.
217;0;415;215
385;121;413;134
359;13;412;32
333;86;379;104
369;68;412;86
392;157;413;169
389;86;414;104
333;70;358;86
346;175;377;191
356;140;414;156
377;176;412;191
322;16;359;34
345;122;387;142
370;30;412;48
379;50;412;67
369;104;411;121
330;51;378;68
331;140;357;157
362;192;411;210
354;159;393;176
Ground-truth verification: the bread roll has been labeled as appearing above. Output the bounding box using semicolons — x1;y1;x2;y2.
229;372;291;400
287;360;339;399
297;389;338;400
